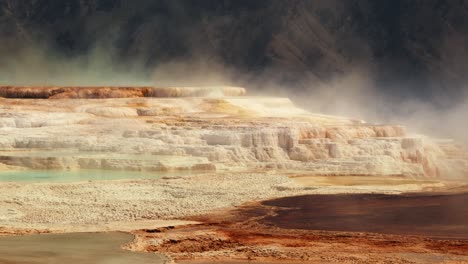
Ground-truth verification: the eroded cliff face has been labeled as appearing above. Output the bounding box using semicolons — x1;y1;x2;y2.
0;86;466;179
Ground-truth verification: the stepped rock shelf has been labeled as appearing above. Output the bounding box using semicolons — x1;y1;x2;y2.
0;86;466;178
0;85;246;99
1;86;468;263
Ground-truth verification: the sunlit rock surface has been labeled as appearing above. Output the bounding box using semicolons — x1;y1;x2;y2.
0;86;467;178
0;85;246;99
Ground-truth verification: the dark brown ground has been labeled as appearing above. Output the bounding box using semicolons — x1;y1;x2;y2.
133;192;468;263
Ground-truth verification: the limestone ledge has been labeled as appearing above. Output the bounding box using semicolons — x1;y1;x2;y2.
0;96;466;178
0;86;246;99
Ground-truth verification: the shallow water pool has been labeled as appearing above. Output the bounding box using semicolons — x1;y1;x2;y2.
0;232;166;264
0;169;187;182
262;193;468;239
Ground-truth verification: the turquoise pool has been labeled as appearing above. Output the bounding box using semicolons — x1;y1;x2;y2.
0;169;187;182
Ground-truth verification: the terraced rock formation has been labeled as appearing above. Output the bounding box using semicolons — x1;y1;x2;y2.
0;86;466;178
0;86;246;99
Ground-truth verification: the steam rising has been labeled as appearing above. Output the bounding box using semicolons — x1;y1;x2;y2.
287;72;468;147
0;44;151;86
0;13;467;147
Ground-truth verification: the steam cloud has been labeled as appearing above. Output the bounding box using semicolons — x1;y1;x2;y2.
0;11;467;148
286;71;468;147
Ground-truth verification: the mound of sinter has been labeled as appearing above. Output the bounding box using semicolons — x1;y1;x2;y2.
0;87;466;178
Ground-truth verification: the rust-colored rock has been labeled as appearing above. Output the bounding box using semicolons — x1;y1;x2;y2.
0;86;246;99
130;192;468;263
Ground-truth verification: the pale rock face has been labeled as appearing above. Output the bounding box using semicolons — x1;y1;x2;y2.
0;88;467;178
203;133;241;146
0;118;16;128
83;107;139;117
289;145;314;162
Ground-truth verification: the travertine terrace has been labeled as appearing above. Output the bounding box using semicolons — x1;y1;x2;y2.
0;86;466;178
0;86;467;263
0;86;246;99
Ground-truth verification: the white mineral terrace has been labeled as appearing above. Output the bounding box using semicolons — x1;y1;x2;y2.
0;86;466;231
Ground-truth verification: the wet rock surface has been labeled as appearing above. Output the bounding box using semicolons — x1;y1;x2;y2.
261;193;468;239
131;192;468;263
